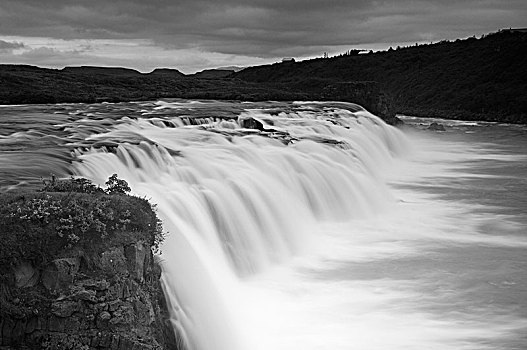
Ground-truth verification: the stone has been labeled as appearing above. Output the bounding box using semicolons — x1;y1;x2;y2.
124;242;147;282
12;319;26;340
51;300;79;317
1;318;15;344
108;281;124;300
134;299;151;325
91;334;101;347
35;317;47;331
99;333;112;348
82;279;110;291
0;237;173;349
239;116;265;130
97;311;112;329
47;316;65;332
70;288;97;302
109;302;135;326
118;337;134;350
100;247;128;277
427;122;446;131
122;280;132;299
110;334;121;349
108;300;121;312
64;317;82;333
41;258;80;292
14;261;40;288
25;317;38;334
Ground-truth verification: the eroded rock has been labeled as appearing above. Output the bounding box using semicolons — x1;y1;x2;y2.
52;300;80;317
100;247;128;277
41;258;80;292
2;243;175;349
427;122;446;131
14;261;40;288
124;241;147;282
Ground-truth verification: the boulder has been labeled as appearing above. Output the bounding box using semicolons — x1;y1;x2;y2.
14;261;39;288
69;287;97;303
427;122;446;131
96;311;112;329
238;116;264;130
100;246;128;277
41;258;80;292
124;242;147;282
52;300;80;318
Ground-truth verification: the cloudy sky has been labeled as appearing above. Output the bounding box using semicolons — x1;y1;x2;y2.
0;0;525;73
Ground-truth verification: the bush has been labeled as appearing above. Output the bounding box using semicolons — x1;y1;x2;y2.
41;174;131;195
105;174;131;195
0;176;164;282
41;175;104;194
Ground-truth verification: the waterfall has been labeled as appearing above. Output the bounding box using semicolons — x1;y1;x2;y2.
73;101;408;350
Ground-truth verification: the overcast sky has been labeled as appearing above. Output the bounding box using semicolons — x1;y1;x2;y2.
0;0;525;73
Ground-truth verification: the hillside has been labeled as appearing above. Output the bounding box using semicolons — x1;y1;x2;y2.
1;30;525;124
235;30;527;123
0;64;294;103
0;65;396;123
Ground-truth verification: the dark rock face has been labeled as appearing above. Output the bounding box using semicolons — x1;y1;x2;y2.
320;81;401;125
0;241;178;350
239;116;265;130
41;258;80;293
14;262;40;288
427;122;446;131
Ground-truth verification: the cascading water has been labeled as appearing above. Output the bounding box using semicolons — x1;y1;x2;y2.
2;100;527;349
72;101;408;350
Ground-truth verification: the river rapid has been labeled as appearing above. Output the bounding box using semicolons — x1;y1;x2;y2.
1;100;526;350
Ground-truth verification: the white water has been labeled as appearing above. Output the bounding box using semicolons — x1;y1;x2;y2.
72;101;527;350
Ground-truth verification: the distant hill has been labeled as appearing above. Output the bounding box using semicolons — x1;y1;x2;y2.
1;30;525;124
190;69;235;79
61;66;142;76
0;63;396;123
147;68;186;77
0;63;307;108
215;66;246;72
234;30;527;123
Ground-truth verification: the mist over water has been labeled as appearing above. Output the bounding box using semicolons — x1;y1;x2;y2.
1;101;526;350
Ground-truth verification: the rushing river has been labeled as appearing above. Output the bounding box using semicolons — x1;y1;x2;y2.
1;100;526;350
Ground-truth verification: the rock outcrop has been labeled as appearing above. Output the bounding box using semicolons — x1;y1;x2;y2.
427;122;446;131
321;81;401;125
0;241;177;350
0;188;177;350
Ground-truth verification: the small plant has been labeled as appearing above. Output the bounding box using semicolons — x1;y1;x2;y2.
41;174;131;196
41;175;104;194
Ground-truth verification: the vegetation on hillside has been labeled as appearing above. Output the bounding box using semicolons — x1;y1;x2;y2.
0;30;525;122
0;64;304;105
0;65;397;122
235;30;527;123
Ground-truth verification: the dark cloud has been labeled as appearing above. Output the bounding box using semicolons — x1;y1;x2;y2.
0;40;25;50
0;0;526;67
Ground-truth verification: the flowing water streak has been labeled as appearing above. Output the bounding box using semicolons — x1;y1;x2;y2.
3;101;526;349
73;101;408;350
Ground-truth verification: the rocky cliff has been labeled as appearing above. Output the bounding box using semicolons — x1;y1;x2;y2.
319;81;399;125
0;190;178;350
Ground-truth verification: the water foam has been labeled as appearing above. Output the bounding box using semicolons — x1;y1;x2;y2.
72;101;527;350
